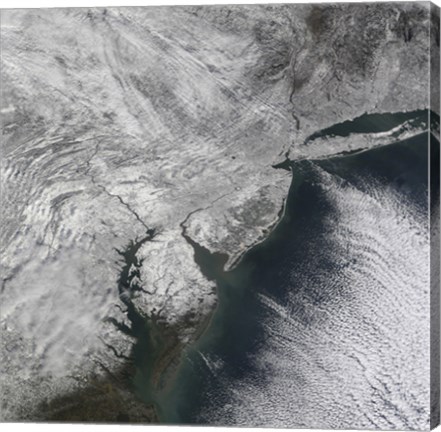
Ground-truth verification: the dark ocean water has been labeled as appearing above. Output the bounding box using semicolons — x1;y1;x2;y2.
304;109;431;144
156;116;437;427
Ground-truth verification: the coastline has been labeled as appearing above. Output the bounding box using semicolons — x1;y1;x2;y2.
157;126;432;428
1;2;436;422
152;111;435;424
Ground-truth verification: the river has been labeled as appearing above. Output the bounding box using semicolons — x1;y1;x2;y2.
155;111;439;427
140;112;438;428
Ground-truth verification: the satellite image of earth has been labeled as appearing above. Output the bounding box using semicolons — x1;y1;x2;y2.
0;2;440;429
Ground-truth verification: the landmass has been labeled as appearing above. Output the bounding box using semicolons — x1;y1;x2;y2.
0;2;438;423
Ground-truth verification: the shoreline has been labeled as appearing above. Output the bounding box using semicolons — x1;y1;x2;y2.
150;110;436;424
154;165;296;423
